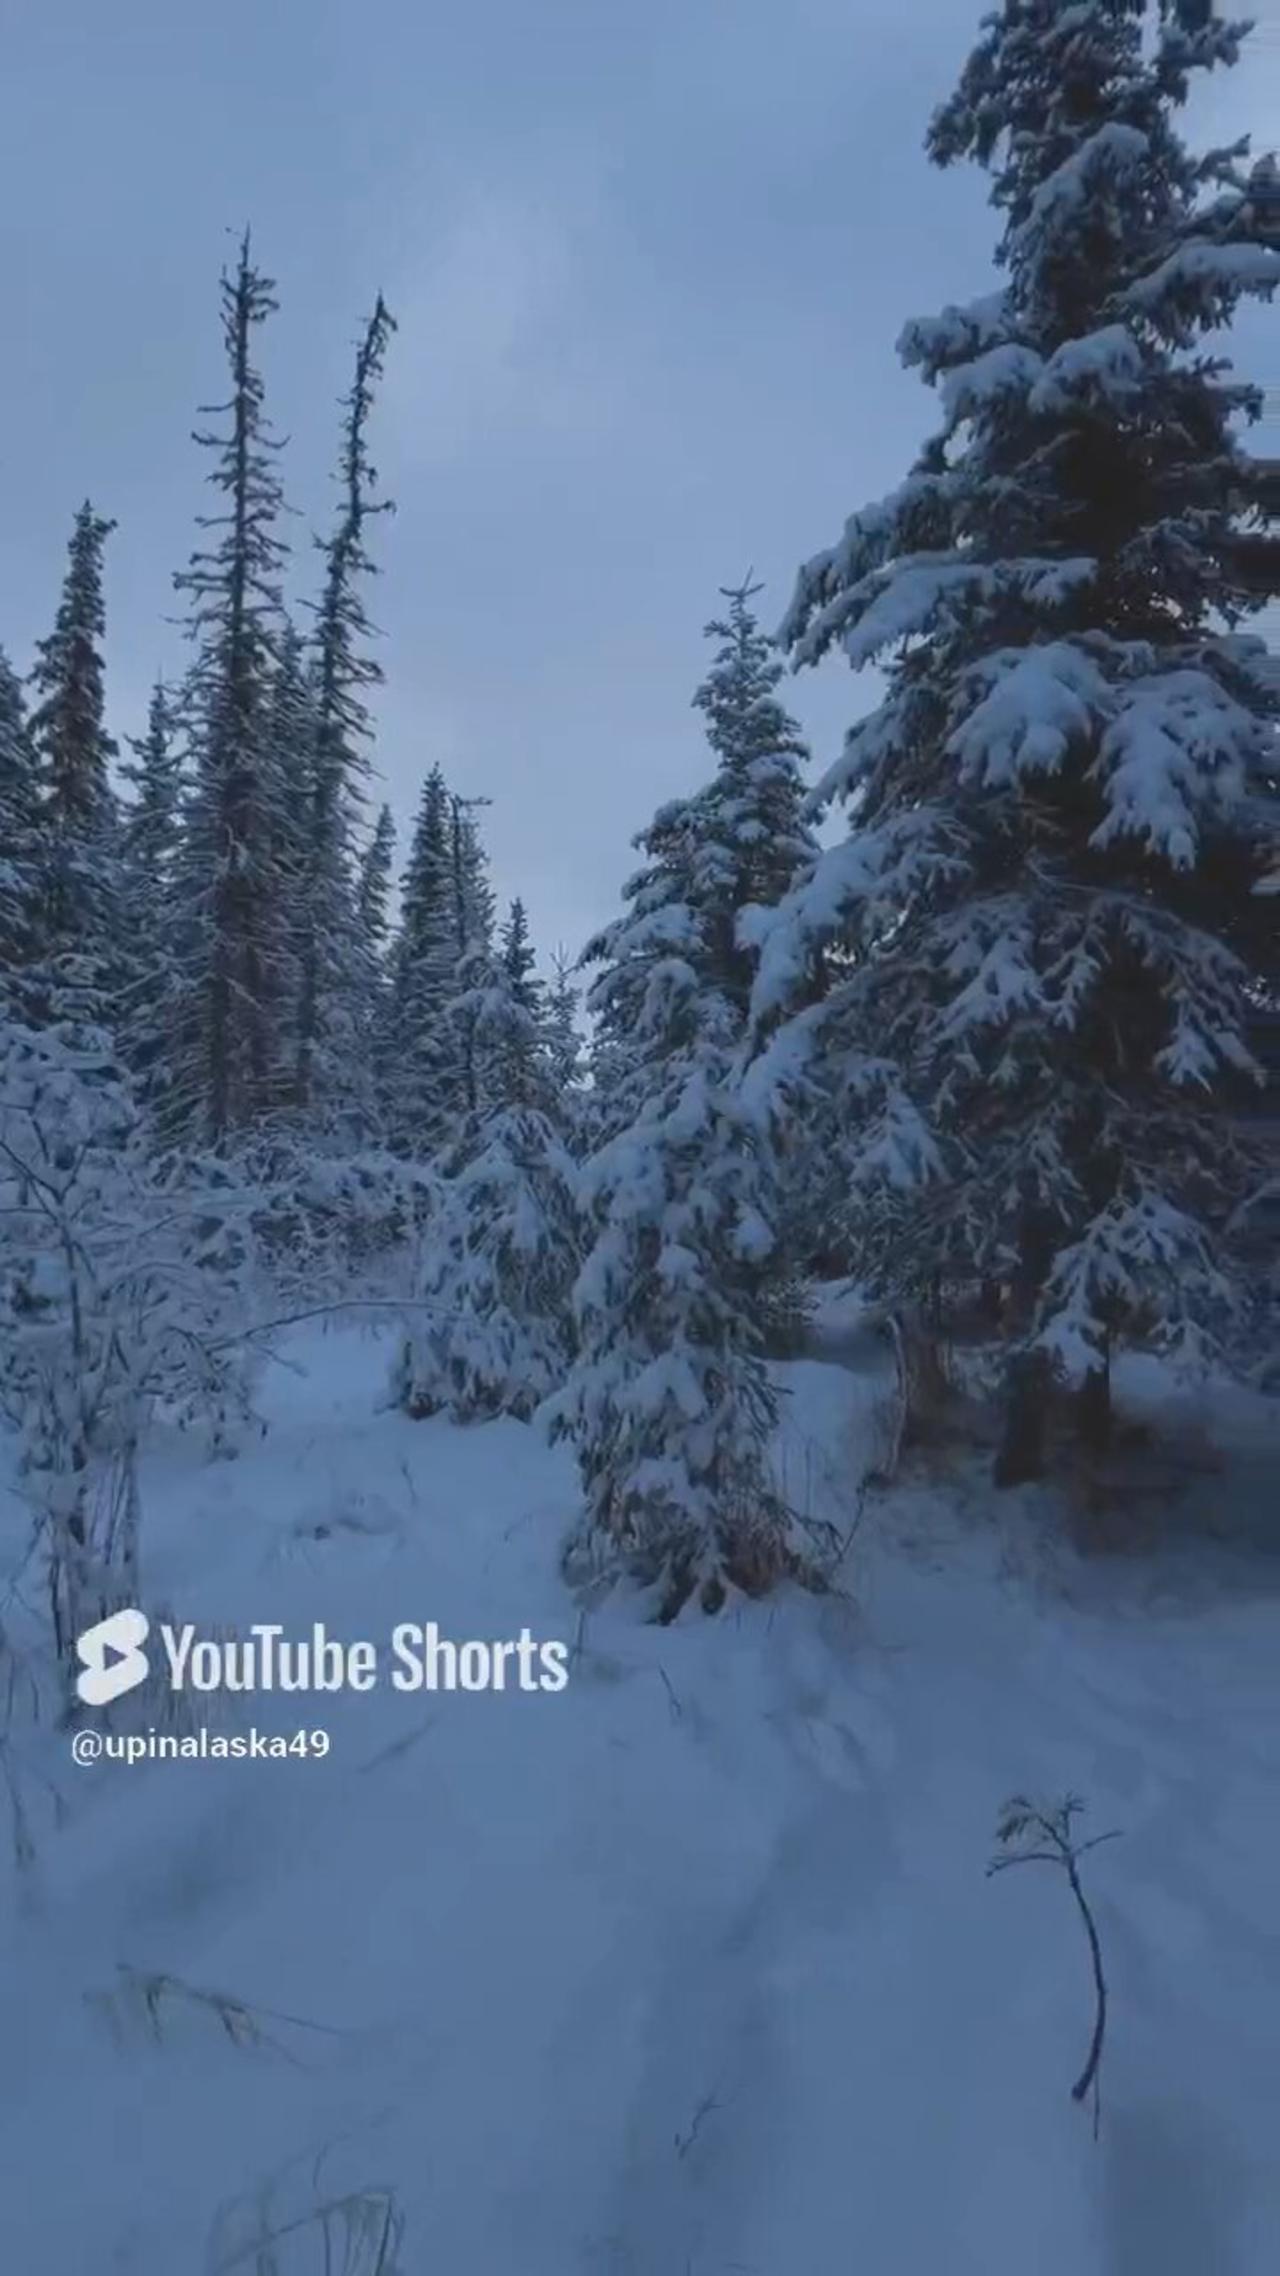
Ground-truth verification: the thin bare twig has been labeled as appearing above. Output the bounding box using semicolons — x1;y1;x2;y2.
674;2088;722;2159
988;1793;1121;2137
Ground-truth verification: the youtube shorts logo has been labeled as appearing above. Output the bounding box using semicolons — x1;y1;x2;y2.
75;1608;151;1706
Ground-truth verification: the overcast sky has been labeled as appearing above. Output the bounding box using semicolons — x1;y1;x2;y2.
3;0;1275;963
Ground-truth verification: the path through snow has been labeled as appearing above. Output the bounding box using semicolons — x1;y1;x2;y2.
1;1317;1277;2273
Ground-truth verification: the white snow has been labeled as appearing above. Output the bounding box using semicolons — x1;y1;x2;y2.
2;1316;1279;2273
1028;326;1146;415
897;289;1012;379
940;342;1045;426
1091;667;1255;866
1014;122;1150;246
947;640;1106;787
1125;238;1280;317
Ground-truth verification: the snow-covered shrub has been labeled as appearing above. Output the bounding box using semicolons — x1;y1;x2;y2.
0;1018;257;1664
158;1132;440;1309
392;1106;580;1423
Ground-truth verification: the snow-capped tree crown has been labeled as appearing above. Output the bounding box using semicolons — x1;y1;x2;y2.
122;681;182;880
294;294;396;1122
167;233;295;1144
587;580;818;1122
29;501;118;840
357;803;396;963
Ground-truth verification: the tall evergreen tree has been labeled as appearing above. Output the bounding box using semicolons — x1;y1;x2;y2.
481;897;547;1108
386;765;458;1147
547;1045;822;1620
357;801;396;969
440;791;497;1123
354;801;396;1100
121;680;182;882
392;1074;581;1426
500;897;539;1010
166;234;293;1144
449;794;496;960
752;0;1280;1477
551;583;826;1616
390;863;582;1424
26;503;122;1032
586;579;818;1136
119;679;183;1091
263;617;319;1045
0;649;43;997
543;946;584;1107
691;576;820;998
29;503;118;843
294;295;396;1126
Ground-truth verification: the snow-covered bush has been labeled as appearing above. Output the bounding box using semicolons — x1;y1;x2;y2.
178;1133;441;1306
0;1018;258;1664
392;1106;580;1423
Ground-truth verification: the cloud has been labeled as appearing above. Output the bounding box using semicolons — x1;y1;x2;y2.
380;178;613;466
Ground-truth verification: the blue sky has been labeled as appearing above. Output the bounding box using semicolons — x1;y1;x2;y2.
3;0;1275;960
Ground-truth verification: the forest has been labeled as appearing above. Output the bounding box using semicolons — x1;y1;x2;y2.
1;1;1277;2269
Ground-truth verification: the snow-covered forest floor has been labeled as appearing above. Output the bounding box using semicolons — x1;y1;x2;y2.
2;1303;1277;2275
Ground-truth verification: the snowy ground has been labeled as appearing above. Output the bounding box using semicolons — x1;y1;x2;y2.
2;1314;1279;2274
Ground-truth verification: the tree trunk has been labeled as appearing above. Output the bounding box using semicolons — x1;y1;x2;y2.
994;1350;1050;1487
1077;1352;1112;1458
994;1206;1056;1487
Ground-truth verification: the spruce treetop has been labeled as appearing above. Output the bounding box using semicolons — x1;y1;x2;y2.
30;500;118;837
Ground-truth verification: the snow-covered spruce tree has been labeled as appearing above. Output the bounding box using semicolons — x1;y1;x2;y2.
25;502;123;1035
551;596;831;1618
383;773;497;1146
357;802;396;973
585;579;819;1142
432;791;498;1129
452;795;496;953
487;898;548;1107
165;236;295;1145
0;648;43;1000
390;1093;581;1424
579;1019;635;1154
546;1056;829;1621
752;0;1279;1481
355;799;396;1058
121;680;182;893
401;887;538;1129
385;764;458;1148
119;679;184;1090
499;897;542;1022
260;618;319;1066
691;576;842;1288
543;946;585;1126
391;896;584;1422
582;580;823;1317
293;295;396;1132
692;577;822;987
